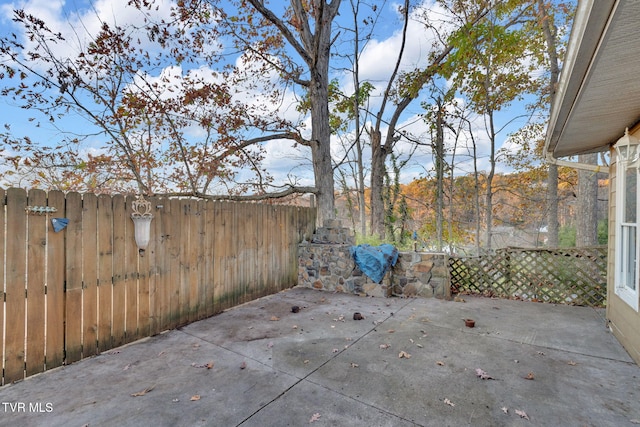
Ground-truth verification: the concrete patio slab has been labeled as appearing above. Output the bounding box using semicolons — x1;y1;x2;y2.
0;287;638;427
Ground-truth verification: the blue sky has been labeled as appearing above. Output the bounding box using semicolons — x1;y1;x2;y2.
0;0;550;192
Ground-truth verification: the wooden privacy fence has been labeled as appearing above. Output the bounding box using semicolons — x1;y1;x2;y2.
0;187;316;385
449;246;607;307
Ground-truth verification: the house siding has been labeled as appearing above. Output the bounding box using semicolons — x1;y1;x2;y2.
607;141;640;364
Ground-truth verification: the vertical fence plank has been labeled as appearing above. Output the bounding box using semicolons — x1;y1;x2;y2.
168;198;182;329
124;195;138;343
247;203;258;300
187;200;199;322
178;199;191;324
65;191;83;364
201;200;214;319
212;202;223;314
25;189;47;377
82;193;98;357
195;200;207;320
214;202;231;311
97;194;113;352
147;196;162;335
156;196;172;331
111;195;126;347
46;190;65;369
5;188;27;383
137;197;153;339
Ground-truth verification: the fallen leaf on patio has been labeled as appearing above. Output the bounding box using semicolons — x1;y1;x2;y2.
192;343;200;349
123;364;130;371
332;348;339;353
444;398;455;407
108;350;120;355
568;360;577;366
501;407;509;414
630;419;640;424
240;361;247;369
536;351;545;356
416;343;424;348
158;350;166;356
398;351;411;359
475;368;494;380
192;361;214;369
131;386;155;397
292;325;298;329
524;372;535;380
409;338;413;343
267;342;274;348
304;359;310;364
270;316;280;321
350;362;359;368
309;412;321;423
515;409;529;420
436;361;445;366
388;329;395;333
190;395;201;401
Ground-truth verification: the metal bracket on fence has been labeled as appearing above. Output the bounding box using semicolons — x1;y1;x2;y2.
25;206;57;215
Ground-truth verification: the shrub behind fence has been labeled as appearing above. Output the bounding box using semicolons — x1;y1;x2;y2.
449;246;607;307
0;188;316;385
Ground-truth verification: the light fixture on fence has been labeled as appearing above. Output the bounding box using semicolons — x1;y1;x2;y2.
131;195;153;253
614;128;640;165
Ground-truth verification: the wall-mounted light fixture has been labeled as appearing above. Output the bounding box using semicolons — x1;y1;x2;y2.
131;196;153;253
615;128;640;165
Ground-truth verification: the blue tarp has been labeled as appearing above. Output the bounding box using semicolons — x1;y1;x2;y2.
350;244;399;284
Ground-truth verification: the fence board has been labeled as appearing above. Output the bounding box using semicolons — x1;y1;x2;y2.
26;189;47;377
65;192;83;364
147;195;161;335
201;200;214;319
155;196;172;332
5;188;27;383
187;199;199;323
97;194;113;352
124;195;138;343
45;190;65;369
137;197;152;339
195;200;207;321
82;193;99;358
111;195;126;347
167;198;182;329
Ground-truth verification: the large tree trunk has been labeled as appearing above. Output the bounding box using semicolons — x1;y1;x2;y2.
538;0;561;247
576;153;598;246
370;128;386;239
435;98;445;252
309;71;335;227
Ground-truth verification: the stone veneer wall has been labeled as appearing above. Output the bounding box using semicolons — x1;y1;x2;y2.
298;221;451;298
